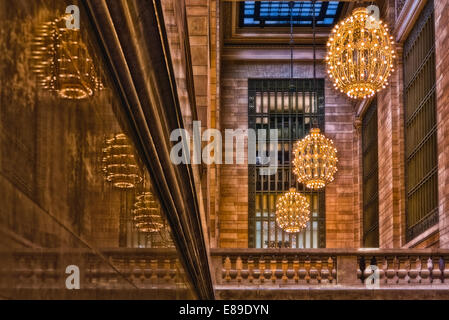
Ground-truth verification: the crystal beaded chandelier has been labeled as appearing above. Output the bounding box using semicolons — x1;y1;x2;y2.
32;14;103;99
293;128;338;189
102;134;142;189
276;188;311;233
326;7;396;99
132;192;164;234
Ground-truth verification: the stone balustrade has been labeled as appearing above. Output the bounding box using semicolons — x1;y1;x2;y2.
0;248;189;292
358;251;449;285
211;248;449;287
213;250;336;285
4;248;449;299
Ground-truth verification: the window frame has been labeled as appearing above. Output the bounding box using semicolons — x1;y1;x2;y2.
248;78;326;249
403;0;439;242
362;99;379;248
239;1;344;28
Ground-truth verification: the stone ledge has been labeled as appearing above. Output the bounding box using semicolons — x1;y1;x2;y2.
215;286;449;300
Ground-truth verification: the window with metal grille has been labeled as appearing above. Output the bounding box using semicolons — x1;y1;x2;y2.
403;0;438;242
248;79;325;248
362;99;379;248
240;1;343;27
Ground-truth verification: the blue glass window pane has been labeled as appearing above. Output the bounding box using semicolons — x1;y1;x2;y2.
242;1;341;27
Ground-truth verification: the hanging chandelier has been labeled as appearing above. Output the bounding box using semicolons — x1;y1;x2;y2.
102;134;142;189
31;14;103;100
276;188;310;233
132;192;164;234
326;7;396;99
293;128;338;189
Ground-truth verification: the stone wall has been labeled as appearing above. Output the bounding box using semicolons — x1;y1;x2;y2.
435;0;449;248
219;61;357;248
373;0;406;248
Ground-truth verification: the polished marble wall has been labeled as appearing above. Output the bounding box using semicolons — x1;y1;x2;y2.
0;0;195;299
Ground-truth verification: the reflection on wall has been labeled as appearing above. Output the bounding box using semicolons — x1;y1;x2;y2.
0;0;193;299
32;14;103;100
102;133;142;189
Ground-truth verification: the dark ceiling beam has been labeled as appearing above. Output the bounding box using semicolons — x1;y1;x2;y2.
222;46;326;61
82;0;214;299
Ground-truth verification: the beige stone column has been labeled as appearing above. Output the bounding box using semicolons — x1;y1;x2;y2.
377;44;405;248
435;0;449;248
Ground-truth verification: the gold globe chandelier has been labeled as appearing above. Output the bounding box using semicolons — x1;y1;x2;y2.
31;14;103;100
276;188;311;233
102;134;143;189
132;192;164;234
293;128;338;189
326;7;396;99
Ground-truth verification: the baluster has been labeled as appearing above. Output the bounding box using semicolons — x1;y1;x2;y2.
430;257;441;284
359;256;366;283
431;256;442;284
270;256;277;283
419;256;430;284
125;257;135;283
29;255;39;288
393;256;400;284
380;257;387;284
366;256;378;286
170;258;178;283
131;258;141;284
375;256;385;284
320;258;328;283
163;259;171;282
248;256;254;283
397;256;408;284
444;257;449;283
136;258;145;284
405;256;411;284
304;256;311;283
99;258;108;288
438;257;445;284
409;257;419;284
105;256;115;289
40;255;48;288
27;255;35;288
104;255;115;289
40;256;48;287
259;256;266;284
316;259;322;283
142;258;151;285
224;256;231;282
327;257;334;283
123;257;131;285
173;259;180;285
415;257;422;284
282;256;288;283
150;259;158;283
385;256;395;284
89;259;98;287
427;257;434;284
93;258;102;288
293;256;300;283
236;256;243;283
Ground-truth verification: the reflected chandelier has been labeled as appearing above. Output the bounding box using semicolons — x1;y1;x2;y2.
276;188;310;233
32;14;103;99
326;7;396;99
102;134;142;189
293;128;338;189
132;192;164;234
